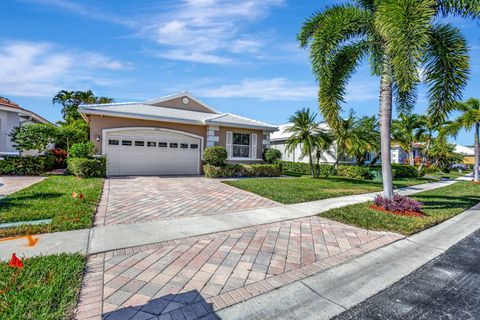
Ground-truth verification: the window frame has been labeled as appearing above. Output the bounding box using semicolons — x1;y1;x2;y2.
232;133;251;159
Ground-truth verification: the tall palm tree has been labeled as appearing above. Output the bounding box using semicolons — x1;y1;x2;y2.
392;113;426;166
53;90;114;124
416;115;442;172
285;108;327;177
298;1;474;198
452;98;480;181
352;115;380;166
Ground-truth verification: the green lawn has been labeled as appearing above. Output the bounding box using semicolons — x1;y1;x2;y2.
0;176;104;238
427;170;472;180
0;253;85;320
322;181;480;235
224;176;434;204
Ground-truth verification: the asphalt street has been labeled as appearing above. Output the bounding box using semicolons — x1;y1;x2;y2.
334;229;480;320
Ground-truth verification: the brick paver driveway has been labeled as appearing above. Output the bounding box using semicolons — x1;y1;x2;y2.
95;177;278;226
76;217;402;319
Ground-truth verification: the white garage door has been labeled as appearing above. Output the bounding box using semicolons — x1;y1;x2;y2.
105;129;201;176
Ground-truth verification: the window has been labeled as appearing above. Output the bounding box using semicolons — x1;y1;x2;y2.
147;141;156;147
170;143;178;148
190;144;199;149
232;133;250;158
122;140;132;146
180;143;189;149
108;139;119;145
135;141;145;147
159;142;168;148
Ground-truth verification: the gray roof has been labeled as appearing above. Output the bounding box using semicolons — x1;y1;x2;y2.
79;93;277;131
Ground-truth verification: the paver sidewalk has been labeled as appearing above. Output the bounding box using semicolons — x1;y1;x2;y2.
74;216;402;320
0;176;45;198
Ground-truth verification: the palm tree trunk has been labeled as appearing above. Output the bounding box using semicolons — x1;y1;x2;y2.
379;61;394;199
474;122;479;182
308;145;314;177
408;146;414;166
418;138;431;173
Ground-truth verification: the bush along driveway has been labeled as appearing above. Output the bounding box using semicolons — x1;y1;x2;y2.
0;176;104;238
224;176;434;204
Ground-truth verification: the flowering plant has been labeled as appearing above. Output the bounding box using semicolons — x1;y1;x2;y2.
373;193;422;213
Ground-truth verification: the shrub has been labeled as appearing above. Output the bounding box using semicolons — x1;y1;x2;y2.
373;193;423;213
279;161;335;176
336;165;374;180
203;146;228;166
0;155;54;175
392;164;420;178
67;157;106;178
262;148;282;163
203;164;282;178
69;142;95;158
50;148;68;169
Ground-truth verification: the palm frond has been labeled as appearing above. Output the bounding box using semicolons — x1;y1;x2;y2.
375;0;435;93
424;23;470;124
435;0;480;19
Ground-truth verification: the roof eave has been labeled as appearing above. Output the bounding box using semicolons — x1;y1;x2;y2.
79;108;205;126
205;120;278;132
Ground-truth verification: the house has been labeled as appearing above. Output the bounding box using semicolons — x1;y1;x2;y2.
391;142;425;164
454;144;475;165
270;122;377;165
78;91;278;176
0;97;52;156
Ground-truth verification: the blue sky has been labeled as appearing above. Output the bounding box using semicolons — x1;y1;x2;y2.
1;0;479;145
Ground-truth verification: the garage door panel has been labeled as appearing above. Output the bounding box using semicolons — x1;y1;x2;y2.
105;129;201;176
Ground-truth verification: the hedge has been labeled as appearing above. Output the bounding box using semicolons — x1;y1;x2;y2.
0;155;54;175
279;161;335;176
67;157;106;178
392;164;423;178
204;164;282;178
336;165;374;180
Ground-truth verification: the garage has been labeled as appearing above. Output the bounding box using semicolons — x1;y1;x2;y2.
104;128;202;176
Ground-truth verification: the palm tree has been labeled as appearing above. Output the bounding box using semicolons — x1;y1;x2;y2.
352;115;380;166
428;136;463;170
392;113;426;166
416;115;442;173
53;90;114;124
298;1;473;198
452;98;480;181
285;108;329;177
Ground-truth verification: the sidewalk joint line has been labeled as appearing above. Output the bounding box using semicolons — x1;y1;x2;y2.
300;280;347;310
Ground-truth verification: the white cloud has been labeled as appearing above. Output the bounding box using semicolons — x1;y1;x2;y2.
345;80;379;103
141;0;284;63
198;78;316;101
0;41;129;97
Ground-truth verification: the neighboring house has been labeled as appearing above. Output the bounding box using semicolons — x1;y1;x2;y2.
390;142;425;164
78;91;278;176
270;122;377;165
454;144;475;165
0;97;52;156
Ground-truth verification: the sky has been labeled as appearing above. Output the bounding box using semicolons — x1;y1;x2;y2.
1;0;479;145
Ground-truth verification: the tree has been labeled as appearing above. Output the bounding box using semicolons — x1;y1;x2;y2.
451;98;480;181
428;136;463;170
352;115;380;166
285;108;332;177
392;113;426;166
9;124;56;154
53;90;114;124
54;125;88;154
298;1;473;198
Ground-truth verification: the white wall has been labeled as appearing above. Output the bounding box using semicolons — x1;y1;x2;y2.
0;110;21;155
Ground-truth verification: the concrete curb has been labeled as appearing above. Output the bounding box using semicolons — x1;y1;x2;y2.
216;202;480;320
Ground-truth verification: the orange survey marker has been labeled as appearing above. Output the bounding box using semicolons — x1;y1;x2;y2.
9;253;23;268
72;192;85;200
27;235;39;247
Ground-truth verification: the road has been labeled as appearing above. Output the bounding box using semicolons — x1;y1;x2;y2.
334;229;480;320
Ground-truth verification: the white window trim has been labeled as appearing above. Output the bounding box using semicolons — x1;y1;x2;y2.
229;132;253;160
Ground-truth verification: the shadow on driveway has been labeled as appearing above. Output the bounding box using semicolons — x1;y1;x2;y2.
103;290;219;320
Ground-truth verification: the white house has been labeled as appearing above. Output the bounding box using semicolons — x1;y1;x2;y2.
0;97;52;156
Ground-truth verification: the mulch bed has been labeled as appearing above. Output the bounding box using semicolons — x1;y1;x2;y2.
369;204;425;217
